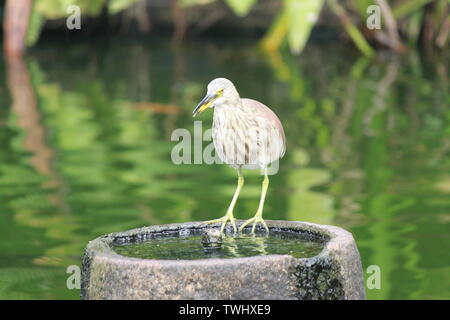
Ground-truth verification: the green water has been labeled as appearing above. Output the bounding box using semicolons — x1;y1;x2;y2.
112;232;325;260
0;35;449;299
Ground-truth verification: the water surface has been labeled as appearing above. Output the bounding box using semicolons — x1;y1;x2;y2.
112;232;325;260
0;35;449;299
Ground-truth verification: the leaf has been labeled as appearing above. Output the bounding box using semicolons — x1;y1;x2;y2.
354;0;375;17
261;12;289;52
224;0;258;17
285;0;324;54
34;0;67;19
26;5;45;46
35;0;106;19
392;0;433;18
327;0;375;57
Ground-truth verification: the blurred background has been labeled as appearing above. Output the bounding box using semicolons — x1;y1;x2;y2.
0;0;449;299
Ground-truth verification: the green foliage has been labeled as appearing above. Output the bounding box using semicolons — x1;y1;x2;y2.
327;0;375;57
354;0;375;17
34;0;104;19
393;0;433;18
224;0;258;17
27;0;140;45
284;0;324;54
33;0;140;18
24;0;450;55
108;0;141;15
26;6;45;46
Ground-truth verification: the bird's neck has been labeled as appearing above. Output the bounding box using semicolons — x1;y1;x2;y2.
213;101;246;125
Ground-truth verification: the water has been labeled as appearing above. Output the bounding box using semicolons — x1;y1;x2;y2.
112;232;325;260
0;35;449;299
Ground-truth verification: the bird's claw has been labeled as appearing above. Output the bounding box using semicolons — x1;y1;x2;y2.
204;213;237;233
239;215;269;233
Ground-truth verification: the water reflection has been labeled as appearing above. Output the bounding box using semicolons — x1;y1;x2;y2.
112;233;321;260
0;37;449;299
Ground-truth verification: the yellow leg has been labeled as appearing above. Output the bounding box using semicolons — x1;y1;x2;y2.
239;174;270;233
204;169;243;233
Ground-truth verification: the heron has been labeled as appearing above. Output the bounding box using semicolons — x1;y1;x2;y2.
193;78;286;233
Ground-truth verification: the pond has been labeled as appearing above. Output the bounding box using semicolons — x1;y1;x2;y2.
0;34;449;299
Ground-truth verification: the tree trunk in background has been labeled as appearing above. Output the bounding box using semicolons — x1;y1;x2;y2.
3;0;33;57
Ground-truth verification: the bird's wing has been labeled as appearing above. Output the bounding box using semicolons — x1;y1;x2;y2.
241;98;286;158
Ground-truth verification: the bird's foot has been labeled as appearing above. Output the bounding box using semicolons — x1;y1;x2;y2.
203;212;237;233
239;215;269;233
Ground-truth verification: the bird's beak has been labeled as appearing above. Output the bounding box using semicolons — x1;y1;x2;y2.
192;93;218;117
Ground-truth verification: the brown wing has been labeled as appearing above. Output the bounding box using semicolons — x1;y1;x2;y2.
241;98;286;158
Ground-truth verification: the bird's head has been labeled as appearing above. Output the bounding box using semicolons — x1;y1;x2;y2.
192;78;240;117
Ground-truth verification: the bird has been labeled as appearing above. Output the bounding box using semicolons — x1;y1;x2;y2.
192;78;286;233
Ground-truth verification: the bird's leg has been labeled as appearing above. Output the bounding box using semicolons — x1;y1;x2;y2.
204;169;244;233
239;173;270;233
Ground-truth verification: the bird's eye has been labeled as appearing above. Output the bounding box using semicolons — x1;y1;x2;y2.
218;88;224;95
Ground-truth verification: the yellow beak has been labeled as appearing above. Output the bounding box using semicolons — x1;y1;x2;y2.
192;93;218;117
